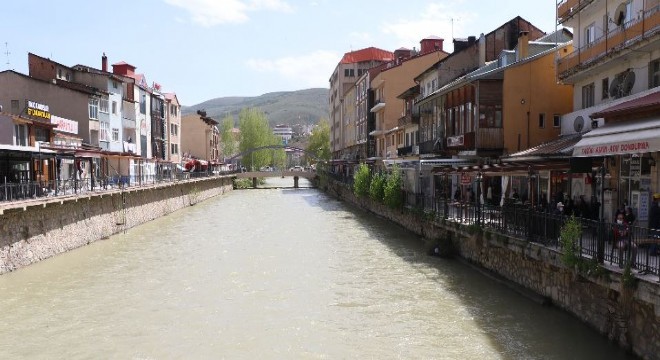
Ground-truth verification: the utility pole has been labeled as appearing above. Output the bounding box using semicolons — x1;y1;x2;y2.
4;42;10;69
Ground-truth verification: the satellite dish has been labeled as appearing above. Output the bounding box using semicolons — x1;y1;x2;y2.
609;77;621;98
622;71;636;96
614;3;627;26
574;116;585;132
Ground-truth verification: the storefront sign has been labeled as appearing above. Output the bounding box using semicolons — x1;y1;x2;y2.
447;135;464;147
26;100;51;120
51;115;78;134
575;140;657;156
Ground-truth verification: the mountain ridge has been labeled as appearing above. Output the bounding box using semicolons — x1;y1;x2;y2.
181;88;329;126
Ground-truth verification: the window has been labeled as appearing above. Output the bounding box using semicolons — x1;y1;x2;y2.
170;143;179;155
344;68;355;77
585;23;596;47
99;98;109;113
139;90;146;114
170;123;178;136
34;128;49;143
650;59;660;88
10;100;19;113
357;69;364;76
112;128;119;142
88;98;99;119
582;83;595;109
113;81;118;89
553;114;561;128
14;124;27;146
100;121;109;141
602;77;609;99
112;101;117;114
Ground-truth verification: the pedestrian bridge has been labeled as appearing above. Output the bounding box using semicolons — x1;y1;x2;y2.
233;170;318;188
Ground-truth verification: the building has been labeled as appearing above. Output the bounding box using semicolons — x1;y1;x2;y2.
165;92;181;164
329;47;394;157
181;110;220;165
558;0;660;225
273;124;293;144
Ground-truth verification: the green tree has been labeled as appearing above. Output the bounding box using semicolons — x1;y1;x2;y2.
353;163;371;197
306;118;330;166
220;115;237;160
384;165;403;209
239;108;273;170
369;172;385;203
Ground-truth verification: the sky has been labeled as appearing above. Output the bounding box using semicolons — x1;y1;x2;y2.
1;0;560;106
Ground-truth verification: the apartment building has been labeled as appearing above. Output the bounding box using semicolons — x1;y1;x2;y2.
165;93;181;164
558;0;660;224
181;110;220;164
329;47;393;157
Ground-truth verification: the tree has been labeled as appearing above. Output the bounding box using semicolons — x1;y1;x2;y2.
353;163;371;197
306;118;330;165
369;172;385;203
238;108;274;170
220;115;237;160
384;164;403;209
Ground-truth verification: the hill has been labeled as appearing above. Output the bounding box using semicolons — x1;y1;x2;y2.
181;88;329;126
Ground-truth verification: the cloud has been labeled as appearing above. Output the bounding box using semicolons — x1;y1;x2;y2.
164;0;293;27
380;3;472;51
246;50;339;88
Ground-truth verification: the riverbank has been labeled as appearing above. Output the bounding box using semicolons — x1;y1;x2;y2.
0;176;234;274
323;179;659;360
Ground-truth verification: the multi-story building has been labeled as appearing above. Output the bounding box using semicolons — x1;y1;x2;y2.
329;47;393;157
0;69;97;182
164;93;181;164
112;61;152;159
370;39;449;164
181;110;220;164
558;0;660;224
273;124;293;144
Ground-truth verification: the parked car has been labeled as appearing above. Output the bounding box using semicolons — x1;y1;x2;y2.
290;166;303;171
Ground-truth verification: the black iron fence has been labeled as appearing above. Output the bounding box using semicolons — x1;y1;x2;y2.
0;170;240;203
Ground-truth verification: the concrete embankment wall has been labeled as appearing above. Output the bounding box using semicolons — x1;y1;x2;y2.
324;180;660;359
0;176;234;274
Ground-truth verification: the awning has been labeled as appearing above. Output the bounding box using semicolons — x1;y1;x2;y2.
573;118;660;157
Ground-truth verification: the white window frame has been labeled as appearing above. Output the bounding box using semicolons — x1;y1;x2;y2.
99;98;109;113
112;128;119;142
88;98;99;120
100;121;110;142
584;23;596;47
112;101;117;115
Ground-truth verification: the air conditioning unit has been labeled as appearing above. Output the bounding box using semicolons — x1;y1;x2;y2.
412;145;419;155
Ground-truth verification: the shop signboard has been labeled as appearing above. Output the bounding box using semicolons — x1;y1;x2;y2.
460;173;472;185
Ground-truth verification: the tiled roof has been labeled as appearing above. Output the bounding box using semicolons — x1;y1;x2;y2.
340;47;394;64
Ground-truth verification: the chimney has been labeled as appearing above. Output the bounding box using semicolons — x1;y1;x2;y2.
518;31;529;60
420;36;444;54
478;33;486;67
102;53;108;72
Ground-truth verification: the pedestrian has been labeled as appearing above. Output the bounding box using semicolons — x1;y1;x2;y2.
624;206;636;225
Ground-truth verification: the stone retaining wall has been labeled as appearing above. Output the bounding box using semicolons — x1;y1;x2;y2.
0;176;233;274
325;180;660;359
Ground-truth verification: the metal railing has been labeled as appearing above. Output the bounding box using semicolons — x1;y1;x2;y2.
0;170;240;203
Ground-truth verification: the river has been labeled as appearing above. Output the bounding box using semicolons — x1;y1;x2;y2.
0;177;634;359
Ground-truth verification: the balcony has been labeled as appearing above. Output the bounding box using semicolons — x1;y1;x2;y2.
122;118;136;129
557;0;595;24
558;6;660;80
445;128;503;150
397;145;413;157
397;112;420;127
370;99;385;113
